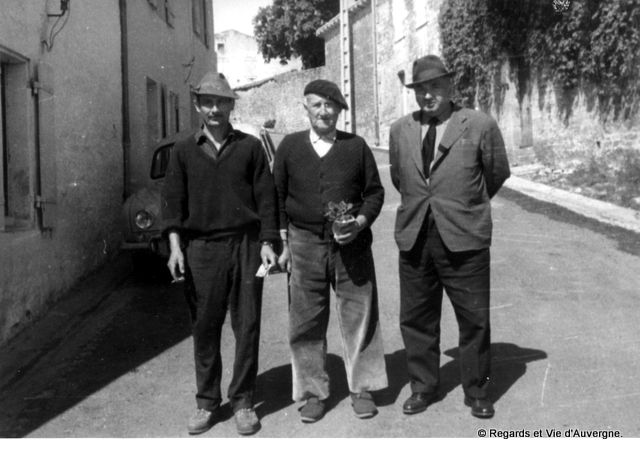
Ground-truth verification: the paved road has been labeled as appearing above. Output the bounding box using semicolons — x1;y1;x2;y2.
1;150;639;438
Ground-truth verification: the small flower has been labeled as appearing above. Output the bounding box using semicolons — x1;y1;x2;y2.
325;200;353;222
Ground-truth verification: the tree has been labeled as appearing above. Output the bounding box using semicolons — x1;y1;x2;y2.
253;0;339;69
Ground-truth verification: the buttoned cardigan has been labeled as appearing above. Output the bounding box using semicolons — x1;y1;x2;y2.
273;129;384;236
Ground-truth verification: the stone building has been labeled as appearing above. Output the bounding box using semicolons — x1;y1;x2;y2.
318;0;639;168
0;0;215;346
215;29;302;87
234;0;444;143
234;0;638;177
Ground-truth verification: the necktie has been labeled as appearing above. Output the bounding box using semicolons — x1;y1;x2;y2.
422;118;438;177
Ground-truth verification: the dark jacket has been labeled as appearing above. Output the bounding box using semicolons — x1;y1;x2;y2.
389;106;510;252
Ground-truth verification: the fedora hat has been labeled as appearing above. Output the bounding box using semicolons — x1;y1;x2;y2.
404;55;454;88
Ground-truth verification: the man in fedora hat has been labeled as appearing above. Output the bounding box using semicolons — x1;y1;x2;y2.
274;79;387;423
162;71;278;435
389;55;510;418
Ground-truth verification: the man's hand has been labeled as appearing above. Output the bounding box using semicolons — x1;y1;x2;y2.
278;243;292;273
261;243;278;270
167;232;185;282
334;215;367;245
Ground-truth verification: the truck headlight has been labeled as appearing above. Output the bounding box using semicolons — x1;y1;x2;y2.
134;210;154;230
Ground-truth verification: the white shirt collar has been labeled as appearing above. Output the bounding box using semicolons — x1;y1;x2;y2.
309;128;337;144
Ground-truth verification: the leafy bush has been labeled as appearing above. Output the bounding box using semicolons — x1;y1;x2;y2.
439;0;640;122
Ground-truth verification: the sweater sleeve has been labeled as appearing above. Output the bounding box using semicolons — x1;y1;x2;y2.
357;140;385;225
161;140;188;236
251;139;279;242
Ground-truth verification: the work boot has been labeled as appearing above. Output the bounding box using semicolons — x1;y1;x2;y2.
187;408;216;435
234;408;261;435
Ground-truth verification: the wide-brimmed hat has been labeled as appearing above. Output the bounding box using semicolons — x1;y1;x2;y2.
404;55;454;88
304;79;349;110
191;72;239;99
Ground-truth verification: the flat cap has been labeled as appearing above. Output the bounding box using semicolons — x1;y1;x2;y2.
304;79;349;110
191;71;239;99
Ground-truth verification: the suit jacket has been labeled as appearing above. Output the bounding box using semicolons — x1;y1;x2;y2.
389;105;510;252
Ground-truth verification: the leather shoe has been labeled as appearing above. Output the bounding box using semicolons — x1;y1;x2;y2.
402;392;434;414
464;396;495;418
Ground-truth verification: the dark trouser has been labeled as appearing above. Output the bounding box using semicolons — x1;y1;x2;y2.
184;232;263;412
399;211;491;399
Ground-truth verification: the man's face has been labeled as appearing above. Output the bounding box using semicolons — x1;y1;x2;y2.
304;93;341;135
194;94;234;129
413;76;453;118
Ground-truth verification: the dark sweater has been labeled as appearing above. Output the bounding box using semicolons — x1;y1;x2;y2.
161;127;278;241
273;129;384;235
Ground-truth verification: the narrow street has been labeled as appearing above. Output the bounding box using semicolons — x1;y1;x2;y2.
1;150;640;438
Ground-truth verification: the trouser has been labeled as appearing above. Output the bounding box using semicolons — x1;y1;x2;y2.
184;232;263;412
399;211;491;399
287;224;388;402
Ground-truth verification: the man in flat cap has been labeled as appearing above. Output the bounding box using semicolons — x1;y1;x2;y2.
389;55;510;418
162;71;278;435
274;79;388;423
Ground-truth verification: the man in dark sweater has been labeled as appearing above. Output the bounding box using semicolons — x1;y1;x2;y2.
161;72;278;436
274;80;388;423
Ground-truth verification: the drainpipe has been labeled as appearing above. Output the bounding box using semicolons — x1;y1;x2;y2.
119;0;130;200
371;0;380;146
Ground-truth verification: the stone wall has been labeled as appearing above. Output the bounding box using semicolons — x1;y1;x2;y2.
232;67;326;133
320;0;639;172
224;0;639;178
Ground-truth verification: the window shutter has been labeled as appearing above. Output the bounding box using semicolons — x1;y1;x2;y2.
35;61;57;233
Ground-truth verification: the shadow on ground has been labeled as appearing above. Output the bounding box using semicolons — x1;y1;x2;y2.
255;351;404;418
0;268;191;438
500;187;640;257
379;343;546;407
443;342;547;403
255;353;351;418
256;342;545;418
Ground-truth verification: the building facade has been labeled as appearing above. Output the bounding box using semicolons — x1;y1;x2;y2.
0;0;215;346
215;29;302;88
318;0;639;166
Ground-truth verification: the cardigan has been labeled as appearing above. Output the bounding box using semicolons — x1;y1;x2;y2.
273;129;384;236
161;127;279;242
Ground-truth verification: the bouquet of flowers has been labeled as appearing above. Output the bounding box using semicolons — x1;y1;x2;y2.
325;200;356;236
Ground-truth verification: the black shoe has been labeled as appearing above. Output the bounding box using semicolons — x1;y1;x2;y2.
402;392;435;415
464;396;495;419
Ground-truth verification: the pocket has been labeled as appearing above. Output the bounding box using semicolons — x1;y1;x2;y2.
459;144;479;168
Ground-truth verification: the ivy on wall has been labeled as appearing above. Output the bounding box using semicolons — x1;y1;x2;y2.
438;0;640;123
